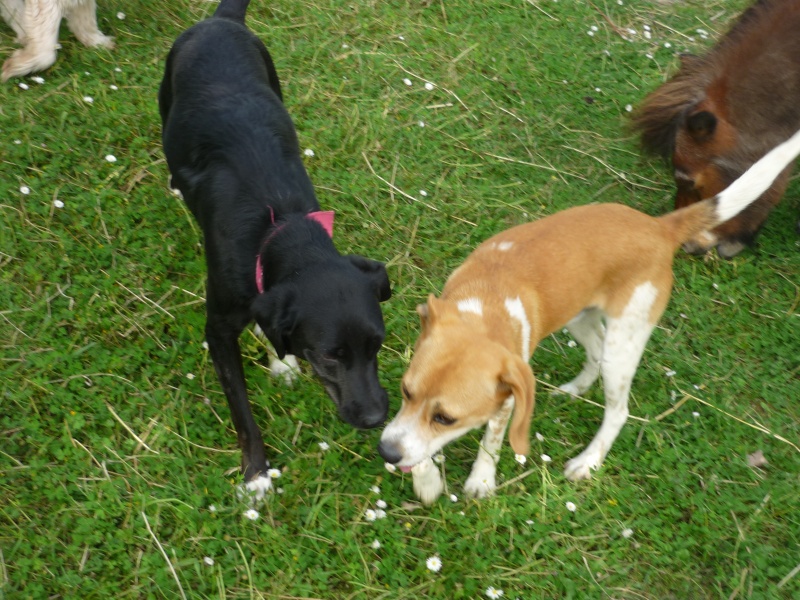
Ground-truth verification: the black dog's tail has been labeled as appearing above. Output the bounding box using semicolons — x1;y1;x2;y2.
214;0;250;22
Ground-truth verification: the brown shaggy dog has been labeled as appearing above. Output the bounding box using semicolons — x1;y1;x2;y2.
633;0;800;257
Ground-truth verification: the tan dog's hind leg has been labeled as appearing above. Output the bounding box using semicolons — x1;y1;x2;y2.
66;0;114;48
564;283;658;481
555;308;604;396
2;0;60;81
411;457;443;506
464;396;514;498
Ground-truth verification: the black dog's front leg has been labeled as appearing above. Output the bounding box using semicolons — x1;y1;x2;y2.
205;313;269;482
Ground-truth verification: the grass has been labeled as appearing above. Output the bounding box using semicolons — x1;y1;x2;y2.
1;0;798;598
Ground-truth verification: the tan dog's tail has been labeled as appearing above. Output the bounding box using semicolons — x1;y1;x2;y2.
660;127;800;248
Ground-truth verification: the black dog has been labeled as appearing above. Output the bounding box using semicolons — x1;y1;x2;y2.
158;0;391;496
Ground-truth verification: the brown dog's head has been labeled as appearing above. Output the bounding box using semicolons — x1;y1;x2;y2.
378;295;535;471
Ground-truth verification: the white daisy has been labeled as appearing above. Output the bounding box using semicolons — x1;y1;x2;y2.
267;468;281;479
53;199;64;208
535;432;544;442
449;494;458;502
243;508;259;521
486;587;504;599
364;509;377;522
304;148;315;157
403;78;412;86
371;539;381;549
384;462;397;473
424;82;434;91
318;441;330;451
376;499;387;509
566;501;577;512
203;556;214;566
31;76;45;84
426;555;442;572
83;96;94;103
541;454;552;463
622;528;634;538
515;454;527;465
19;186;30;195
18;83;29;90
370;485;381;494
105;154;117;163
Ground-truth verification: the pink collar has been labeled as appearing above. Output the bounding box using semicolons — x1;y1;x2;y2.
255;210;334;294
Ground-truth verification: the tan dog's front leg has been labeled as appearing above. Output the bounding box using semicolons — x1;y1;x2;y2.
412;457;443;505
464;396;514;499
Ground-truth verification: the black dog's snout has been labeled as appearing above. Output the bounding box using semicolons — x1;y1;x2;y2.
378;440;402;464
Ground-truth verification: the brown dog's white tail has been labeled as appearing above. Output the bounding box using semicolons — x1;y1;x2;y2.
661;127;800;247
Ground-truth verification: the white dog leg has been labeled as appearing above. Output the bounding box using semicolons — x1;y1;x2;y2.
0;0;27;42
555;308;605;396
565;284;658;481
412;457;443;505
66;0;114;49
2;0;61;81
464;396;514;499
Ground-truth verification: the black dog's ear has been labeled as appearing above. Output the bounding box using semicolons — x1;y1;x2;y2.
250;284;298;359
347;255;392;302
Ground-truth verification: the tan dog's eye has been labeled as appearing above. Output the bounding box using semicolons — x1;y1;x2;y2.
402;383;412;401
433;413;456;426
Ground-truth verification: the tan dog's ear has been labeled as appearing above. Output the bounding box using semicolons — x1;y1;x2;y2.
500;355;536;456
416;294;440;329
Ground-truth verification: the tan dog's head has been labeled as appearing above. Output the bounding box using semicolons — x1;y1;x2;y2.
378;295;535;471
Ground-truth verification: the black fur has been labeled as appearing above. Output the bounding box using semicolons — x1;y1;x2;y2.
158;0;391;482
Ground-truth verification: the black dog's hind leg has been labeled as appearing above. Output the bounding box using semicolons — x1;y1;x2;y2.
205;312;270;484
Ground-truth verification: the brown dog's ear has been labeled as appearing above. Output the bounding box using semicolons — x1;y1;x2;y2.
416;294;440;329
499;355;536;456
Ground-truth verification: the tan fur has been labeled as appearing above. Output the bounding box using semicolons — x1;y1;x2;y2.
380;128;800;503
1;0;114;82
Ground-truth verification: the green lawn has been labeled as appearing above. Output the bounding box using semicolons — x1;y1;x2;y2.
1;0;798;598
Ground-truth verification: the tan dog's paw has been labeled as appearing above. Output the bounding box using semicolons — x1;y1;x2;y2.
564;449;602;481
464;459;496;499
412;459;443;505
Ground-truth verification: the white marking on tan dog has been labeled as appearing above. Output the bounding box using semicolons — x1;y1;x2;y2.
380;128;800;504
2;0;115;81
457;297;483;316
497;241;513;251
504;297;530;359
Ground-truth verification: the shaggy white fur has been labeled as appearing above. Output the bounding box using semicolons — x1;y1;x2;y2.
1;0;114;81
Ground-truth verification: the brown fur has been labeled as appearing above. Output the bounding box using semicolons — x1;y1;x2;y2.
633;0;800;257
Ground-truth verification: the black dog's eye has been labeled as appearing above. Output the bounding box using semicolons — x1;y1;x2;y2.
325;347;347;361
432;412;456;426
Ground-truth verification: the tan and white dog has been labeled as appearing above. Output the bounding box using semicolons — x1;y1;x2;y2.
1;0;113;81
379;128;800;505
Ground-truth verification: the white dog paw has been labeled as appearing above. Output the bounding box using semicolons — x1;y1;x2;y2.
269;354;299;385
237;474;272;503
464;458;497;499
552;381;581;396
412;460;444;505
564;450;602;481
